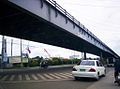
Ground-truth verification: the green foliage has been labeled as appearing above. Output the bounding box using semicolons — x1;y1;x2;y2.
62;59;71;64
47;60;53;65
28;56;44;67
13;63;21;68
29;60;39;67
48;57;81;65
51;57;62;65
29;58;40;67
13;56;81;67
72;58;81;64
23;63;28;67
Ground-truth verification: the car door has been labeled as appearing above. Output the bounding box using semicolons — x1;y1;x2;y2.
96;61;104;76
99;61;105;75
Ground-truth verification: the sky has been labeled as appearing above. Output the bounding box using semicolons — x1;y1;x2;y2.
54;0;120;54
1;0;120;58
0;35;85;58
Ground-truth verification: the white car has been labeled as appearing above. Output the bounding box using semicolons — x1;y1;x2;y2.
72;60;106;80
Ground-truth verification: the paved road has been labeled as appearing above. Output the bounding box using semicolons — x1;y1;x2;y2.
0;68;74;82
0;67;113;89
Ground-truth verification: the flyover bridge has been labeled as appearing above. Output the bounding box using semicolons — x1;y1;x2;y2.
0;0;119;58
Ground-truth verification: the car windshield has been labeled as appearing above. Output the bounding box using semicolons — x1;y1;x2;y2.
80;61;95;66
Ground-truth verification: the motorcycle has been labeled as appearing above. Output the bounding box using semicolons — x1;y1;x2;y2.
115;73;120;86
117;73;120;86
40;60;48;69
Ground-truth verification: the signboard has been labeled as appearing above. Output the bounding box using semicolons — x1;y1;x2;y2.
22;58;28;63
9;56;21;63
9;56;28;63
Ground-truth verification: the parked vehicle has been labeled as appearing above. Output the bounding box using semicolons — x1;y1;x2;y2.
107;57;115;67
72;59;106;80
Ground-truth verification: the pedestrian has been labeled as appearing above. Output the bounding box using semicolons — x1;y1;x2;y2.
114;58;120;83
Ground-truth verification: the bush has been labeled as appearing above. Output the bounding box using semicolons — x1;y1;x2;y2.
27;57;81;67
29;60;39;67
72;58;81;64
23;63;28;67
63;59;72;64
13;63;21;68
47;60;53;66
46;57;81;65
51;57;62;65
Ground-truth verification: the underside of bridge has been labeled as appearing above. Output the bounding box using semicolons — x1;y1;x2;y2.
0;1;115;58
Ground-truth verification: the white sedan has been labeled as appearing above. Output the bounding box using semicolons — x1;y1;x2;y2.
72;60;106;80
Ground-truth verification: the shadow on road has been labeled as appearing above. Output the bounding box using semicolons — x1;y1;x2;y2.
73;77;103;82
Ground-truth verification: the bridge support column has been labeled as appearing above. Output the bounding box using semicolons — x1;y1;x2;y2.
84;52;86;60
106;58;109;65
100;52;105;64
100;52;103;60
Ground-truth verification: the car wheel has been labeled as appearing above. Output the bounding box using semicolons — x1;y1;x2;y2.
103;70;106;77
95;72;100;81
74;77;79;80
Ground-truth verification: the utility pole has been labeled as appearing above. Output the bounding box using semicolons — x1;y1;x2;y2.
73;50;76;64
11;39;13;63
1;36;7;68
1;36;4;69
20;39;23;67
27;41;30;67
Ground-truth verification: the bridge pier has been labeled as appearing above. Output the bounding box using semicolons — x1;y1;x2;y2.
100;52;103;60
100;52;104;64
84;52;86;60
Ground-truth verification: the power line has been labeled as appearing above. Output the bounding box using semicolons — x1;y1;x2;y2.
0;40;39;48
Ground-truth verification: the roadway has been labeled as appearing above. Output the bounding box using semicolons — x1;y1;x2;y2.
0;67;116;89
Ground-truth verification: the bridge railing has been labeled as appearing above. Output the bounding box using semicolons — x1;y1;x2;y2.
44;0;117;55
45;0;102;43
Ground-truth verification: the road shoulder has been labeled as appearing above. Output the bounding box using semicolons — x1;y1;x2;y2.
87;69;120;89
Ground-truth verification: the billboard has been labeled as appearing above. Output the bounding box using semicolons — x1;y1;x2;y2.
9;56;28;63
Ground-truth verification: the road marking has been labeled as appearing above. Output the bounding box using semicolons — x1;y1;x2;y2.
54;73;69;79
31;74;39;80
60;73;72;76
18;75;22;81
1;75;8;81
37;74;47;80
59;73;73;78
43;74;55;80
48;73;61;79
25;74;30;80
9;75;15;81
64;72;72;75
0;72;73;82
